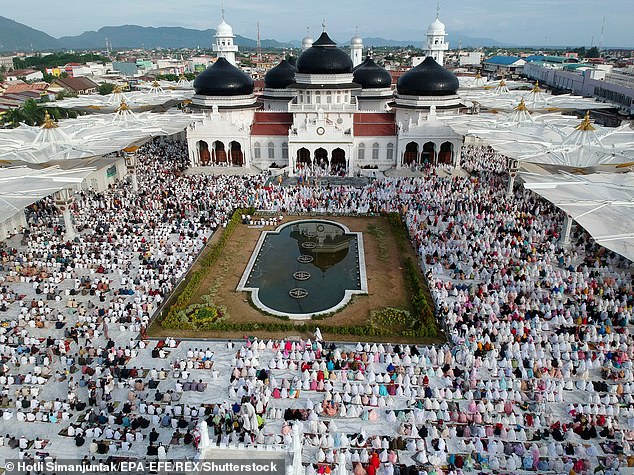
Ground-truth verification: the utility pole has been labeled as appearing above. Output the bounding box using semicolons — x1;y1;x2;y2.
598;16;606;52
257;22;262;62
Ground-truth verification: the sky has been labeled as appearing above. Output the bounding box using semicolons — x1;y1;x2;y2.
5;0;634;47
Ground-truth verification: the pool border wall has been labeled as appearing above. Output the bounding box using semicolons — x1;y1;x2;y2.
236;219;368;321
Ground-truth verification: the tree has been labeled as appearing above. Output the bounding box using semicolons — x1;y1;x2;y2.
586;47;600;59
98;82;116;95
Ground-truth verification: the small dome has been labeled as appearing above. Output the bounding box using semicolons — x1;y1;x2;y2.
351;36;363;46
302;36;314;49
193;57;254;96
296;32;353;75
264;59;297;89
216;19;234;37
428;17;446;34
397;56;458;96
353;56;392;89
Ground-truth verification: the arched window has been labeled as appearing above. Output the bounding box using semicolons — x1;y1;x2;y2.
326;91;332;104
358;143;365;161
372;143;379;160
386;143;394;161
268;142;275;159
315;91;321;104
254;142;261;159
282;142;288;159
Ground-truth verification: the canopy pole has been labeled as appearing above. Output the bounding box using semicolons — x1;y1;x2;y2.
560;213;573;246
54;188;77;241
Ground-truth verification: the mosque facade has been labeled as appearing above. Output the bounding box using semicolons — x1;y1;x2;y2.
186;16;465;176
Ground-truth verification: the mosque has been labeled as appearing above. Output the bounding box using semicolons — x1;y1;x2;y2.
186;12;465;175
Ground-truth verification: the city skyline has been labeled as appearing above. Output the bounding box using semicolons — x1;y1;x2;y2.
4;0;634;48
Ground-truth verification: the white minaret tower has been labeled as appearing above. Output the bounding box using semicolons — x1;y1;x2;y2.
213;8;239;65
350;27;363;67
425;3;449;66
301;27;314;51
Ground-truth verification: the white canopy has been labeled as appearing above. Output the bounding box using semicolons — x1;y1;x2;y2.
444;110;634;168
521;170;634;262
0;108;202;164
458;80;613;113
0;165;96;226
54;82;193;113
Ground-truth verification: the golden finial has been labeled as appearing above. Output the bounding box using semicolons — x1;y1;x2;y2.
514;98;528;112
42;110;58;129
179;74;186;81
475;71;482;79
113;85;123;94
152;80;160;87
117;99;130;112
531;81;542;93
499;78;507;87
575;111;595;131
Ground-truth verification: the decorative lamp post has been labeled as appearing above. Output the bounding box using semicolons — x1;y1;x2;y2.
125;153;139;192
54;188;77;240
506;156;519;196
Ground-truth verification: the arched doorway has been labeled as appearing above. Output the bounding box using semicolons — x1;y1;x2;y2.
404;142;418;166
212;141;226;165
297;148;311;169
422;142;435;165
315;148;328;171
331;148;346;175
439;142;453;165
230;141;243;166
199;141;210;166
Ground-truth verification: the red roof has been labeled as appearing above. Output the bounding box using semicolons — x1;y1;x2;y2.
3;82;48;94
353;113;396;136
251;112;293;136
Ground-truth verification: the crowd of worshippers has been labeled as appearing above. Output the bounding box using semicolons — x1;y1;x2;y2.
0;138;630;474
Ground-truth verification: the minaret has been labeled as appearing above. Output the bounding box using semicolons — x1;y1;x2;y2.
301;27;314;51
213;8;239;65
425;2;449;66
350;27;363;68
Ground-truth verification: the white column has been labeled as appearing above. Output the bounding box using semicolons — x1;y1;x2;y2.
130;173;139;193
507;173;516;196
560;214;573;245
55;189;77;241
62;204;77;241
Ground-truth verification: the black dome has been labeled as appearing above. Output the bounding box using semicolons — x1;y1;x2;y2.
397;57;459;96
353;56;392;89
264;59;297;89
193;57;254;96
296;32;353;74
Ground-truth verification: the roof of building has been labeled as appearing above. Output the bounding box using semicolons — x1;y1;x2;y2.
397;57;459;97
525;55;576;64
53;76;98;92
353;57;392;89
353;112;396;136
484;55;525;66
6;69;40;77
2;82;49;94
264;59;297;90
193;57;254;97
296;32;353;75
251;112;293;136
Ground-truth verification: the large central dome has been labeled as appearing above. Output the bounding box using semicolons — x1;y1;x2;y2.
397;57;458;96
296;32;353;75
193;57;254;96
